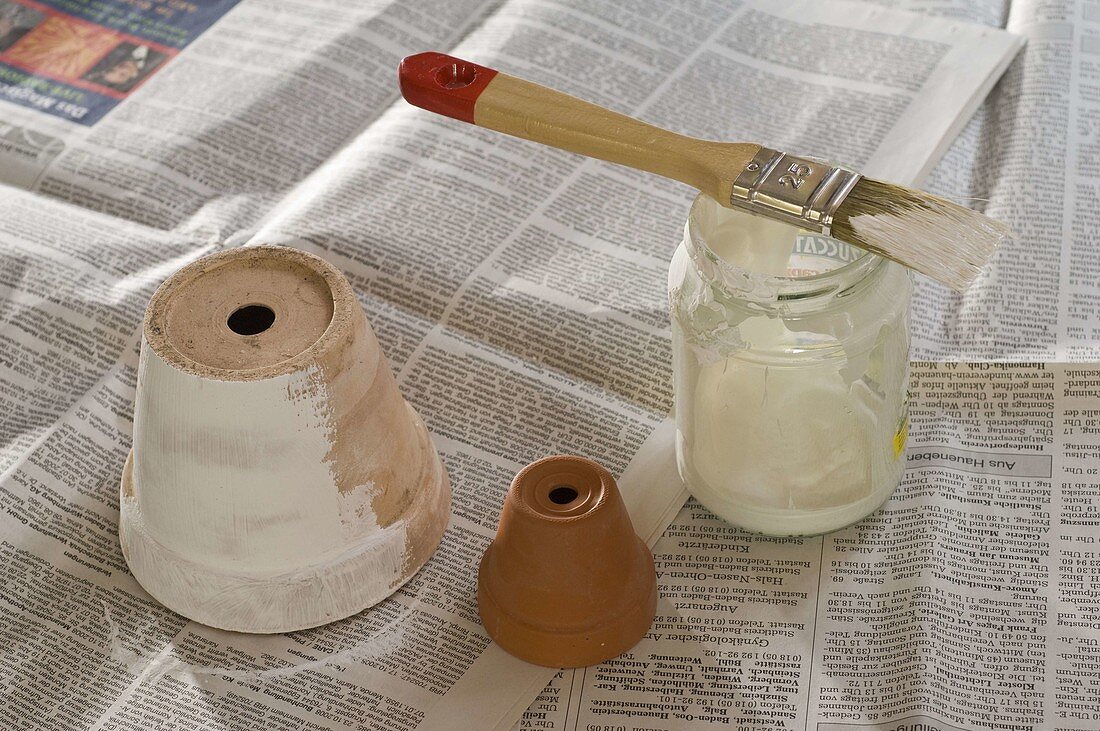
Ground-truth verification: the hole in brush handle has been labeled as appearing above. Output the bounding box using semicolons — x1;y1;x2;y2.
436;62;478;89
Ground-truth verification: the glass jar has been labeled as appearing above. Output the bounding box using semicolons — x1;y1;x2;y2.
668;195;911;536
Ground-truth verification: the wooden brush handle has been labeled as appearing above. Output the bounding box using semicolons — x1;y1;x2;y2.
399;52;757;203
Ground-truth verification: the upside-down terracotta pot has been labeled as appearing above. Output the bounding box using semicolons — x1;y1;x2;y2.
478;456;657;667
119;245;450;633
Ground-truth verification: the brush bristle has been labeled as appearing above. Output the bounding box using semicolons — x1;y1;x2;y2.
831;178;1011;291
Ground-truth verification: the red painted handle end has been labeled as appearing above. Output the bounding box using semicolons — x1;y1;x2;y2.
399;52;499;124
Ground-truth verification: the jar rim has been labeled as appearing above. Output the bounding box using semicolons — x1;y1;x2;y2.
685;193;885;306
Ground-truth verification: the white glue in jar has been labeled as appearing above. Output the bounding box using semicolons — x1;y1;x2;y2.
668;195;912;536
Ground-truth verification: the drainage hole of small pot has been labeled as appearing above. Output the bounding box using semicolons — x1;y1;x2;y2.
548;485;579;505
227;304;276;336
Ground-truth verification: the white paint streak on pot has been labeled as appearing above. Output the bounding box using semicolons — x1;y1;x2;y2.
120;245;450;633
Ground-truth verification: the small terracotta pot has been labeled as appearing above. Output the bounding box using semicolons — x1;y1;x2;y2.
119;245;450;633
478;456;656;667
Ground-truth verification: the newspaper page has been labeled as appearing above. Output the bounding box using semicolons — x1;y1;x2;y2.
0;2;1031;731
909;0;1100;361
0;0;499;223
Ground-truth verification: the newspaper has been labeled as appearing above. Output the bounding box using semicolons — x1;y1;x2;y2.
907;0;1100;363
1;0;1082;728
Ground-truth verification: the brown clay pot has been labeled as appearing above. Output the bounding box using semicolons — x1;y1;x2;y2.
478;455;657;667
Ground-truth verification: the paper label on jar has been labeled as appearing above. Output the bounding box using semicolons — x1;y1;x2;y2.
893;414;909;459
788;234;868;277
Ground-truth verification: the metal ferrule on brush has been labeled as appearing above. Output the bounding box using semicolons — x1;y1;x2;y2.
729;148;861;236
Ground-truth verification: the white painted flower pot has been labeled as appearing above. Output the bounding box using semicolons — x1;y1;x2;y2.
120;245;450;633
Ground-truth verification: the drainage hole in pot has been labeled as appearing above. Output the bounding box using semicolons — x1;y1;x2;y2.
227;304;276;336
548;485;579;505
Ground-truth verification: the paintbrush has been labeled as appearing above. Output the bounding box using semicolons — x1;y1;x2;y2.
398;52;1009;291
